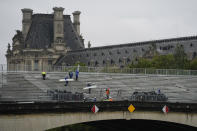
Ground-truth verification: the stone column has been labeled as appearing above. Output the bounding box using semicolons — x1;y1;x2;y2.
21;8;33;39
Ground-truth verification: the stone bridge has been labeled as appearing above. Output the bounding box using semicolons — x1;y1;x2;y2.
0;101;196;131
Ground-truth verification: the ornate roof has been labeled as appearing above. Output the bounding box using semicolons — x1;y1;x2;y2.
25;14;84;50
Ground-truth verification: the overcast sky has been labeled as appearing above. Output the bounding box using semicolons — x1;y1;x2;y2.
0;0;197;64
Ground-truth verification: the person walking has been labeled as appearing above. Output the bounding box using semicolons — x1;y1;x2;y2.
106;88;110;99
75;69;79;81
41;71;46;80
64;76;69;86
69;71;73;79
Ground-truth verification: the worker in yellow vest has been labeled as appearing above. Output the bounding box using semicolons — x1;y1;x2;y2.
42;71;46;80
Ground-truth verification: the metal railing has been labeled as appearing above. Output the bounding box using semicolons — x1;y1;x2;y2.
1;64;197;76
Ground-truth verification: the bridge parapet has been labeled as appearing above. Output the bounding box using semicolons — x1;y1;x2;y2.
0;101;197;130
0;101;196;114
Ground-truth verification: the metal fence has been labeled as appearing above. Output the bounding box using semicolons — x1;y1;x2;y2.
47;90;84;101
1;64;197;76
0;64;197;75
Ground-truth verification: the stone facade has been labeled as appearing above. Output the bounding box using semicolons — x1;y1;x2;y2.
6;7;197;70
6;7;84;71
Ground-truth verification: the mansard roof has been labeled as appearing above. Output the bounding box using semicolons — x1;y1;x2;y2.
25;14;84;50
69;35;197;53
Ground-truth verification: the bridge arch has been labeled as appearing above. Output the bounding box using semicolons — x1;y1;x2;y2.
0;111;196;131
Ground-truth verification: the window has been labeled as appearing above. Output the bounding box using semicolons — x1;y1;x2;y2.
34;60;39;71
103;60;105;64
48;60;52;65
86;54;89;57
117;50;121;54
127;58;130;63
125;50;128;54
119;58;122;63
193;52;196;59
88;62;90;66
190;43;193;47
95;61;98;66
94;53;97;56
101;52;105;56
111;59;114;64
109;51;112;55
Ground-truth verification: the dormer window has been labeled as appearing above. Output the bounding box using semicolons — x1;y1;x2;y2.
95;61;98;66
111;59;114;64
119;58;122;63
127;58;130;63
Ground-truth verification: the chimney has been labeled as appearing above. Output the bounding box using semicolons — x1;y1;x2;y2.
53;7;64;43
72;11;81;35
21;8;33;39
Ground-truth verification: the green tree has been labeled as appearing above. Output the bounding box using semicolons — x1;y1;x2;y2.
74;61;86;66
173;45;187;69
190;58;197;70
152;54;176;69
135;58;152;68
